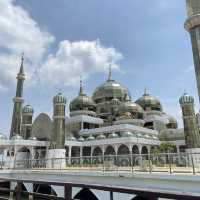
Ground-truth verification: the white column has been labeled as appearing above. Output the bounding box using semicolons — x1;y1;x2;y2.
80;146;83;164
68;146;72;165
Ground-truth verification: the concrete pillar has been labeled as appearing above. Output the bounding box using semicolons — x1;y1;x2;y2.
68;146;72;165
80;146;83;164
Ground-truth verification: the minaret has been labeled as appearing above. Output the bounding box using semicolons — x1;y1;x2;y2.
10;54;25;138
179;92;200;148
53;92;66;149
21;105;34;139
185;0;200;102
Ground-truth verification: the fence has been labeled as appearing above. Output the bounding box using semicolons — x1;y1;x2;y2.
2;152;200;174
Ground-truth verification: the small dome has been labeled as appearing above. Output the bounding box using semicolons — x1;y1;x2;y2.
11;134;23;140
53;92;67;104
179;92;194;105
108;132;118;139
135;90;162;111
78;136;85;142
86;135;95;141
165;114;178;129
22;105;34;114
70;94;96;112
117;100;144;119
70;79;96;112
121;131;134;137
28;136;37;140
0;133;7;140
96;134;106;140
66;134;76;141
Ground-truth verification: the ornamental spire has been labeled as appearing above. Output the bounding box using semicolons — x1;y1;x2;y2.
19;52;24;75
143;87;149;96
79;76;84;95
107;64;112;81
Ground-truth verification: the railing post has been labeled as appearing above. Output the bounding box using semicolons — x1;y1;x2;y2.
15;182;22;200
168;153;172;174
191;153;196;175
131;153;133;173
148;153;152;173
64;184;72;200
110;191;114;200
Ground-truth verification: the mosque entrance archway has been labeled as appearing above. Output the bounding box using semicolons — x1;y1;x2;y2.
92;147;103;164
71;147;80;165
82;147;91;165
74;188;99;200
117;144;130;166
132;145;140;166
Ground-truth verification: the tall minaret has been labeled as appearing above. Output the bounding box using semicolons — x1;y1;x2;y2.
10;54;25;138
53;92;66;149
185;0;200;102
179;92;200;148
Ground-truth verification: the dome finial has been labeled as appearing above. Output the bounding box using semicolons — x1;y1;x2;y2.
107;64;112;81
79;76;84;95
143;87;149;96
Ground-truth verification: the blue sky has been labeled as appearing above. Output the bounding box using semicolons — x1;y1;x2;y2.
0;0;197;135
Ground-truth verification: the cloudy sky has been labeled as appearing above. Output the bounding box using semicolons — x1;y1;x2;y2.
0;0;197;135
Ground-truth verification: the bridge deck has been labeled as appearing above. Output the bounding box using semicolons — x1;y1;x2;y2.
0;170;200;199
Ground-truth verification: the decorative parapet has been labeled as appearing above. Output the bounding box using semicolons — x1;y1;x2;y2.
185;14;200;31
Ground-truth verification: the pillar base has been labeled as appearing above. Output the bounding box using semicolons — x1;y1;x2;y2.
46;149;66;169
9;191;14;200
29;194;33;200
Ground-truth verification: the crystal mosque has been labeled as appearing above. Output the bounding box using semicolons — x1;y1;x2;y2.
1;0;200;168
0;51;199;169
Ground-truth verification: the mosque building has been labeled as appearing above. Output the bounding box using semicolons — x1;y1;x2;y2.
0;55;195;168
0;0;200;168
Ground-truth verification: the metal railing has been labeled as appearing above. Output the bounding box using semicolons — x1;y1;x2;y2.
2;152;200;174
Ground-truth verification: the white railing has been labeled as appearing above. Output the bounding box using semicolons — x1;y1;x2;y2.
2;152;200;175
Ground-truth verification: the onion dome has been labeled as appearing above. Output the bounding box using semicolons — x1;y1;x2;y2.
86;135;95;141
92;66;131;103
0;133;7;140
179;92;194;105
66;134;76;141
108;132;118;139
117;99;144;119
28;136;37;140
70;79;96;112
121;131;134;137
53;92;66;104
11;134;23;140
135;89;162;111
159;129;184;141
78;136;85;142
22;105;34;114
96;134;106;140
166;114;178;129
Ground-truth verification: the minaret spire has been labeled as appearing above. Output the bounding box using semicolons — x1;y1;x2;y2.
107;64;112;81
10;54;26;138
19;52;24;75
79;76;84;95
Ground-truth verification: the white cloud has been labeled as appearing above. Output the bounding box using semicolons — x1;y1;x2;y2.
38;40;123;87
0;0;122;90
0;0;54;89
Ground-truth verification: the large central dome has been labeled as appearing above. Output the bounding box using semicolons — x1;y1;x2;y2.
92;69;131;103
